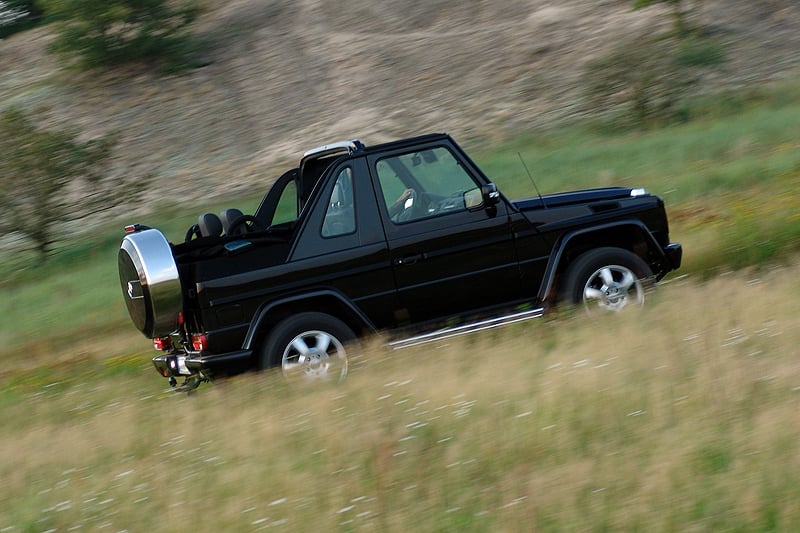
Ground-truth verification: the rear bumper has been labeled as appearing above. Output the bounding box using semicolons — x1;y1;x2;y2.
153;349;254;379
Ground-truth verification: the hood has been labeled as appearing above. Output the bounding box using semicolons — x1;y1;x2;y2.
512;187;642;211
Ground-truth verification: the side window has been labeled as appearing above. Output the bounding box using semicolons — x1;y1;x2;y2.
376;147;481;224
273;180;298;225
321;167;356;238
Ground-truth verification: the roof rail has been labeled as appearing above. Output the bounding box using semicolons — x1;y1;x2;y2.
302;139;365;159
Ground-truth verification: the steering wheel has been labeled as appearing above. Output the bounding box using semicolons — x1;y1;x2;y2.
226;214;267;235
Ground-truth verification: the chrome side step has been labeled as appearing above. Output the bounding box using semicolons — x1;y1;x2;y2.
387;307;545;350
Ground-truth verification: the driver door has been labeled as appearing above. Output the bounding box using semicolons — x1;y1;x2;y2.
370;144;521;324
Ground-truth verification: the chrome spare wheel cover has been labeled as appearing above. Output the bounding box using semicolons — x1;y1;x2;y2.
282;330;348;381
118;229;181;338
582;265;644;312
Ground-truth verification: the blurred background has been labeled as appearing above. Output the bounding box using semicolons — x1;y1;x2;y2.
1;1;799;530
2;0;799;202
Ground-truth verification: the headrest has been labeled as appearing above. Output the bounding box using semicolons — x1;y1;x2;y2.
220;208;245;235
197;213;223;237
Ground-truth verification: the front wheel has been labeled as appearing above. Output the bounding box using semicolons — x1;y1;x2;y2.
260;312;355;382
561;247;653;312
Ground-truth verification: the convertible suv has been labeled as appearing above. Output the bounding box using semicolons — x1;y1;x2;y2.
118;133;682;390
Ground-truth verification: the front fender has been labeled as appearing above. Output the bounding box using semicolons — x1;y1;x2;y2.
537;220;665;301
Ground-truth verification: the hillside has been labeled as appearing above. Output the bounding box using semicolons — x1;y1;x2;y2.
1;0;799;207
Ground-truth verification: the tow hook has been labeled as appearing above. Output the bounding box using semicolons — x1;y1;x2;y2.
168;376;177;387
172;375;204;393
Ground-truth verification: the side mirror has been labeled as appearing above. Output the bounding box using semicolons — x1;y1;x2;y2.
464;183;501;210
481;182;501;206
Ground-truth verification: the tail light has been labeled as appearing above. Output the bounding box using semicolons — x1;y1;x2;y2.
124;224;147;233
153;336;172;351
191;334;207;352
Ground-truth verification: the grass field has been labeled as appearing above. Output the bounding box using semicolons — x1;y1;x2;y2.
1;79;800;530
1;266;798;531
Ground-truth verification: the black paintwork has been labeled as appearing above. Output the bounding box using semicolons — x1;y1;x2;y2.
122;133;682;381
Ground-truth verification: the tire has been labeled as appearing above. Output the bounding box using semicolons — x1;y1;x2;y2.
561;247;653;312
260;312;355;382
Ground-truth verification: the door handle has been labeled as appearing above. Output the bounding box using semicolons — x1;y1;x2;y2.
394;253;425;266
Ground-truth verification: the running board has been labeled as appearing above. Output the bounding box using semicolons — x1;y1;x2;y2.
387;307;545;350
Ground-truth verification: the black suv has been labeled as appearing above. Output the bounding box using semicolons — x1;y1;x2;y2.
118;133;682;390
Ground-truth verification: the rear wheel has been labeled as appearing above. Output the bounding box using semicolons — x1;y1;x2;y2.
260;312;355;382
561;247;653;312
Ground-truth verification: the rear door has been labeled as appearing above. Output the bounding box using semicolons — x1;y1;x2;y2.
289;157;400;328
368;142;521;323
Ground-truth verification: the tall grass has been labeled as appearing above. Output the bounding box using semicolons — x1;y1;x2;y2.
1;266;798;531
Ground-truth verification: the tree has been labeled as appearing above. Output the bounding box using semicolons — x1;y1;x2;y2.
42;0;201;71
583;37;696;127
0;107;134;261
632;0;702;36
585;0;724;127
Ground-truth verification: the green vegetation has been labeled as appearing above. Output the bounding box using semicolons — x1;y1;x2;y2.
1;77;800;532
582;31;725;127
477;79;800;274
0;107;125;261
42;0;202;71
585;0;723;127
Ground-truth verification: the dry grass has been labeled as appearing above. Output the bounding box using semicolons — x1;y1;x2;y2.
1;264;798;531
